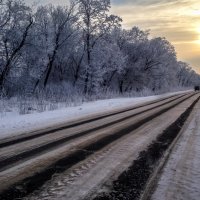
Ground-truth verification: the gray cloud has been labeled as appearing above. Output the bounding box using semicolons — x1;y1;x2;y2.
112;0;176;5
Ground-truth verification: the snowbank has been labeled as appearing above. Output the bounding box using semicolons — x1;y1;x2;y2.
0;91;190;140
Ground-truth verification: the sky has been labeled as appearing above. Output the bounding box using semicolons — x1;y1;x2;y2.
26;0;200;72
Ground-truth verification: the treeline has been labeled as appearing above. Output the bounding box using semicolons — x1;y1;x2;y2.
0;0;199;98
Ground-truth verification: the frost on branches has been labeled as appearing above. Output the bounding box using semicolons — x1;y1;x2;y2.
0;0;199;98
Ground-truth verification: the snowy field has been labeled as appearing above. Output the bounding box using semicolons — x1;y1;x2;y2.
0;90;190;140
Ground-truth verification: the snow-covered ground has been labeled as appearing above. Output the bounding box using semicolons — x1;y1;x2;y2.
151;98;200;200
0;91;190;140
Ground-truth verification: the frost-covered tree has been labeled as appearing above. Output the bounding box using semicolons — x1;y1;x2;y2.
176;61;200;87
75;0;122;94
139;37;177;90
0;0;11;29
113;27;149;93
30;3;78;90
0;0;33;95
0;0;199;98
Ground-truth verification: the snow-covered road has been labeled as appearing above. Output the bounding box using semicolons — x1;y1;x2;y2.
0;92;194;198
0;91;198;200
27;96;195;200
151;97;200;200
